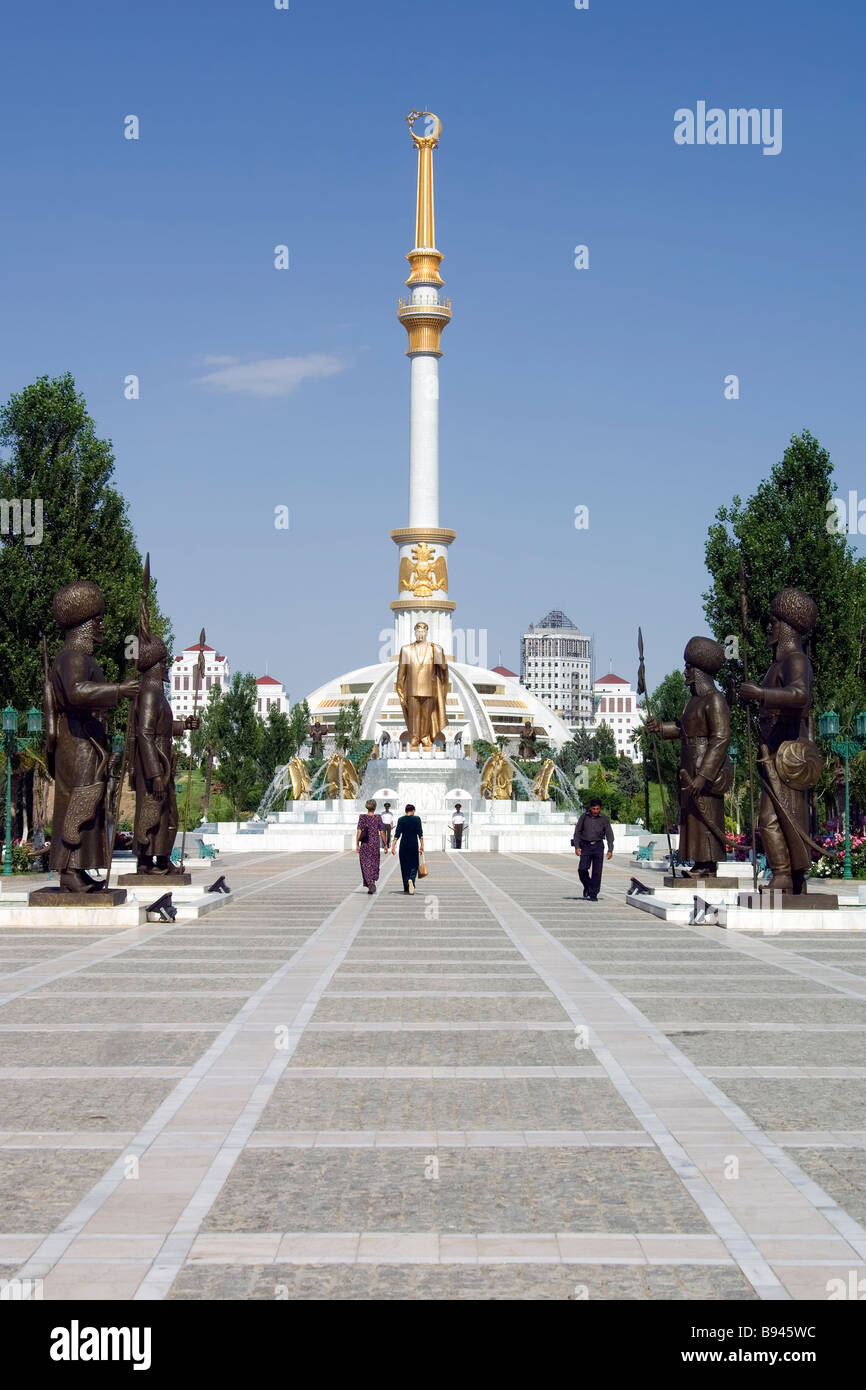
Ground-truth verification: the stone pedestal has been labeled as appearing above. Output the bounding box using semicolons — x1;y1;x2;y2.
29;887;127;907
736;890;839;911
664;875;733;889
117;872;192;886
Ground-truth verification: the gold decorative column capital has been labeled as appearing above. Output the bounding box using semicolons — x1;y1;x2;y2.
405;110;442;251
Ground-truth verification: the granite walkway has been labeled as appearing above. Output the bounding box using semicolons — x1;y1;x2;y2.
1;849;865;1300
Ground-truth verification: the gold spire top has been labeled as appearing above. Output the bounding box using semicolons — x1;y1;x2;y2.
403;110;446;292
406;110;442;251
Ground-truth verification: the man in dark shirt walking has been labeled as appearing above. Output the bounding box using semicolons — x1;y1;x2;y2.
572;798;614;901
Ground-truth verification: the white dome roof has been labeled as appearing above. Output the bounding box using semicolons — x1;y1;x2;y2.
305;660;573;748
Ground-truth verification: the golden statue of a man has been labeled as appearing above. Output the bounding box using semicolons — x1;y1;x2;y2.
395;621;448;751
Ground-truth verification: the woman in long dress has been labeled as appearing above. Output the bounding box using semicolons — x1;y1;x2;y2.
356;799;386;893
391;803;424;894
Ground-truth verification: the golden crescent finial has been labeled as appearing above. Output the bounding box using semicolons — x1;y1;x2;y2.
406;110;442;147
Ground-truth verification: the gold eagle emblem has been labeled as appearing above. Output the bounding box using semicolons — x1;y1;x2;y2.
398;542;448;599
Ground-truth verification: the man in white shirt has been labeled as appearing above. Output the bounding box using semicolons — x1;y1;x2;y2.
451;803;465;850
380;802;395;848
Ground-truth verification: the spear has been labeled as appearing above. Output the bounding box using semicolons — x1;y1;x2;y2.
105;553;149;886
738;556;759;891
637;627;678;875
179;629;206;871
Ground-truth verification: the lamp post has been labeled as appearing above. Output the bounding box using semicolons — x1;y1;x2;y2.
729;738;740;838
2;705;43;876
818;710;866;880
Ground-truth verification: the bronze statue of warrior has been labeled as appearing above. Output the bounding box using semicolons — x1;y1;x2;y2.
645;636;733;876
740;588;823;895
309;721;327;757
519;720;538;761
45;581;139;893
131;635;199;875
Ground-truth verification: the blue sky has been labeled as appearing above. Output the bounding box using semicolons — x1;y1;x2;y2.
2;0;864;703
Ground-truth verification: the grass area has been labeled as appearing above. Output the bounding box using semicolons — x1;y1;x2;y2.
174;769;236;828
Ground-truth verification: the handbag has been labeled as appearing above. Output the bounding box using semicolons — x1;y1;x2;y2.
417;851;428;878
359;822;369;844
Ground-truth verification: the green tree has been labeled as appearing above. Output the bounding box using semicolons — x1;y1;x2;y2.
288;699;311;757
258;706;294;786
586;765;610;807
0;373;171;711
333;698;362;753
632;670;688;816
615;755;642;800
192;684;227;819
592;723;617;764
704;430;866;727
571;729;596;764
212;673;262;818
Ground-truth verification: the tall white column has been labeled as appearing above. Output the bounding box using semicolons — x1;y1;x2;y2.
409;354;439;528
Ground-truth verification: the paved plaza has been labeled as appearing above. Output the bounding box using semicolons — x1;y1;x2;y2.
1;850;866;1301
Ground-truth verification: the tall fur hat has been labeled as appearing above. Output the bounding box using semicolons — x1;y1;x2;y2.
52;581;104;630
770;588;817;635
136;635;168;671
683;635;725;675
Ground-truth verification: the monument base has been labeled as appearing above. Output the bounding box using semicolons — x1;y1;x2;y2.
664;875;733;889
737;890;839;911
29;887;128;907
117;872;192;886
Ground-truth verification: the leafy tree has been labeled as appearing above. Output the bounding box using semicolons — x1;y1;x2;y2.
632;670;688;816
615;756;642;799
192;684;226;819
704;430;866;729
0;373;171;711
586;765;610;807
288;699;311;756
569;728;595;764
333;698;362;753
592;723;617;763
212;673;262;818
259;706;294;786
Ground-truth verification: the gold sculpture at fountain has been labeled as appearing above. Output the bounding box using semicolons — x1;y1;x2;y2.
288;757;312;801
481;749;513;800
530;758;556;801
325;753;361;800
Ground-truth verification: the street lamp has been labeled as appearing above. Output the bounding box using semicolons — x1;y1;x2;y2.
3;705;43;876
819;710;866;880
729;738;740;837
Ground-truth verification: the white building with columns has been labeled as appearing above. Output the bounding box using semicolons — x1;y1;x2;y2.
305;111;573;751
256;675;288;716
593;673;643;758
170;642;230;723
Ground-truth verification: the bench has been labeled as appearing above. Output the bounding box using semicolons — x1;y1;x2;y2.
633;841;656;863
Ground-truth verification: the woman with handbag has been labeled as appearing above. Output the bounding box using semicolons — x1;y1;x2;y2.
390;803;425;894
356;799;387;894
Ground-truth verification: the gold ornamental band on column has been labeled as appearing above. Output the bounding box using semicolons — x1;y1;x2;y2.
391;527;457;546
397;300;452;356
389;597;457;612
406;249;444;288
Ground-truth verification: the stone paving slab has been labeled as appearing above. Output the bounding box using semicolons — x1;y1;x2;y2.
164;1260;757;1300
0;1030;220;1066
0;1152;117;1230
289;1028;591;1067
668;1031;866;1067
201;1147;711;1233
310;995;569;1022
791;1150;866;1225
0;1079;177;1131
256;1078;637;1132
